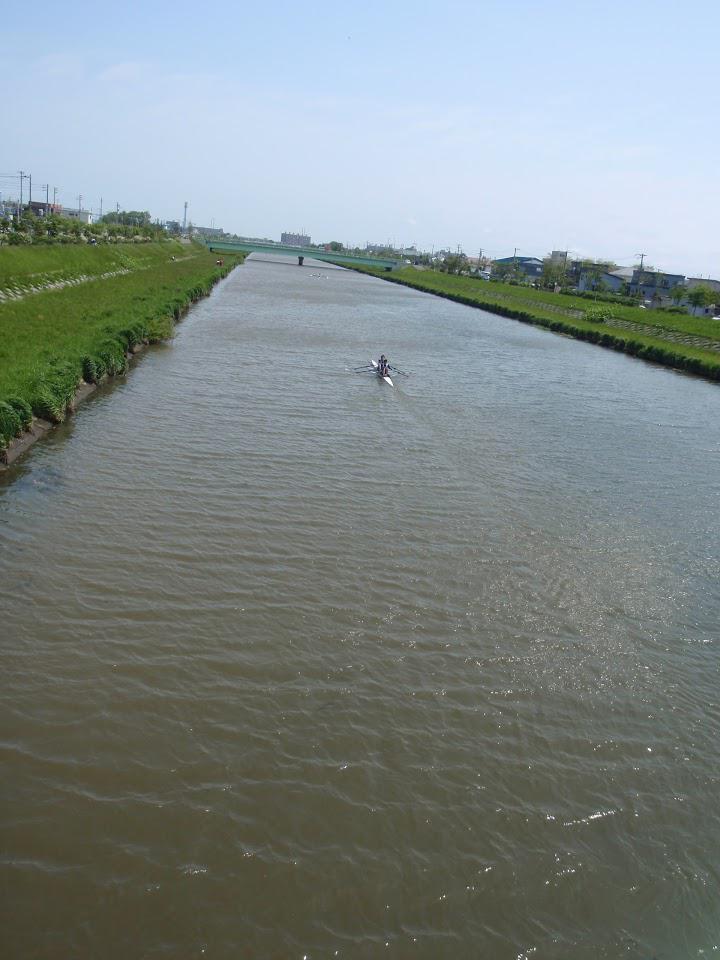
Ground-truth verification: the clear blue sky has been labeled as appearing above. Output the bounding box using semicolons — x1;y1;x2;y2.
2;0;719;275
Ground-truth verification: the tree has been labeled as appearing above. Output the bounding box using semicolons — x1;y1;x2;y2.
327;241;344;252
669;285;686;305
492;260;521;282
541;257;567;289
101;210;152;227
687;285;715;312
442;253;468;275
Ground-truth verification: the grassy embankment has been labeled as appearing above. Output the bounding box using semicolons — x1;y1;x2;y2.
0;242;244;449
347;266;720;381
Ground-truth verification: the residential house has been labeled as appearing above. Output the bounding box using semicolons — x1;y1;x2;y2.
629;269;685;305
578;266;633;294
493;255;543;280
686;277;720;295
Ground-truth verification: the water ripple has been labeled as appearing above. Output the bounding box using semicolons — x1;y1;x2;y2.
1;255;719;957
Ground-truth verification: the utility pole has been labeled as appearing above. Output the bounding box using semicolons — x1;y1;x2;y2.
78;194;82;214
53;186;58;207
99;196;103;219
183;201;188;232
18;170;28;211
637;252;646;271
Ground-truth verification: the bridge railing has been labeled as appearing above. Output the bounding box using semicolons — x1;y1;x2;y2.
202;238;402;267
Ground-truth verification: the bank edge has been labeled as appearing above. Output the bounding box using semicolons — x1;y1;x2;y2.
0;249;245;470
342;264;720;384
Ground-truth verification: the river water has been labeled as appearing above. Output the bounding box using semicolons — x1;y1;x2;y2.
1;254;719;958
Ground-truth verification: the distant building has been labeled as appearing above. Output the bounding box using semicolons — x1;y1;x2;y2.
578;266;685;303
60;206;93;224
27;200;62;217
578;266;633;294
0;196;20;218
194;226;224;238
281;231;311;246
629;269;685;305
687;277;720;295
493;255;543;279
550;250;568;265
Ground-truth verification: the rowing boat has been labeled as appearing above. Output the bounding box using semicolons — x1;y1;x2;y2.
371;359;393;387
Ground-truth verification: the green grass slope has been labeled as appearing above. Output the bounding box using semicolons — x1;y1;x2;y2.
0;244;153;287
0;242;243;447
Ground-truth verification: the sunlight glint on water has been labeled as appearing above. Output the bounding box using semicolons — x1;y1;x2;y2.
1;254;719;958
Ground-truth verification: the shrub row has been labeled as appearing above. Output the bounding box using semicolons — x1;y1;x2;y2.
583;306;613;324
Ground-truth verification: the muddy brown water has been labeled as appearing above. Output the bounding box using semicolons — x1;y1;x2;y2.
1;254;719;958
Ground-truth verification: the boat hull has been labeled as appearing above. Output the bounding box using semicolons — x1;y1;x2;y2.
371;360;393;387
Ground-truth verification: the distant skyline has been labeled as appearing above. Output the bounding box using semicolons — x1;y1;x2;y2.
2;0;719;276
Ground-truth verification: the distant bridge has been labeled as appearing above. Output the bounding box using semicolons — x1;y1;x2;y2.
203;239;402;270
